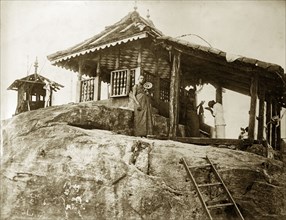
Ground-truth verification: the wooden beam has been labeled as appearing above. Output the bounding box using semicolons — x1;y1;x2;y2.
277;105;281;150
187;68;251;93
199;74;250;96
148;136;265;147
163;41;281;82
76;60;83;103
248;74;258;140
216;85;223;104
257;88;265;141
266;96;272;144
137;43;142;68
271;99;278;149
169;52;181;138
154;56;160;105
179;48;283;93
94;57;101;101
115;48;120;69
50;89;53;106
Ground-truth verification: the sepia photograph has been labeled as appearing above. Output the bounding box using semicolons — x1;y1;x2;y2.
1;0;285;219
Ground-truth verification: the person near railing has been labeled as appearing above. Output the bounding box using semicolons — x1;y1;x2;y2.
132;75;153;137
205;100;226;138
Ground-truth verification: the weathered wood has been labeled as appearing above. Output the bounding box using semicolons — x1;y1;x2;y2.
154;56;160;104
169;52;181;138
198;73;250;96
248;74;258;140
137;44;142;67
115;49;120;69
266;97;272;144
50;89;53;106
175;137;243;146
271;99;277;149
179;50;283;95
94;58;101;101
216;85;223;104
277;105;281;150
257;88;265;141
126;70;131;94
148;136;260;147
165;43;281;82
76;60;83;103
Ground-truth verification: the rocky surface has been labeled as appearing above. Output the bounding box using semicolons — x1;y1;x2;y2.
1;103;286;220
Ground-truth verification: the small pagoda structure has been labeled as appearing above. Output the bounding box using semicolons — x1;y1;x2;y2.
7;58;64;115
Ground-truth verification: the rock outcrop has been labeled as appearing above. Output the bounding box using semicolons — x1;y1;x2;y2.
1;103;286;220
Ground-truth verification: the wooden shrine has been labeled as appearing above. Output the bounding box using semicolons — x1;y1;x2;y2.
7;59;64;115
47;10;286;149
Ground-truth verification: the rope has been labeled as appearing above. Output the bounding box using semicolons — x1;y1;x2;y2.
39;58;47;74
175;33;213;48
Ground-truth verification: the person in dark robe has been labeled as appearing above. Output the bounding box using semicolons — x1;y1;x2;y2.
185;90;200;137
132;75;153;137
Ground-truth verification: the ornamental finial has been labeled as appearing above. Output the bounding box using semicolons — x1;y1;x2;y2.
147;9;150;19
134;0;138;11
34;57;38;74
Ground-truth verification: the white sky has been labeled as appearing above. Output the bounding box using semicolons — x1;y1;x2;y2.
1;0;285;138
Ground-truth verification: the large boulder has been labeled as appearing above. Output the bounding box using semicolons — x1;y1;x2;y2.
1;104;286;220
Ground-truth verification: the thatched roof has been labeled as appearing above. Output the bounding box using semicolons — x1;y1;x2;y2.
7;73;64;91
48;11;162;64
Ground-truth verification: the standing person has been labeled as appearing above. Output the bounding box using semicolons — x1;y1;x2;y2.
185;89;200;137
44;80;51;107
206;100;226;138
132;75;153;137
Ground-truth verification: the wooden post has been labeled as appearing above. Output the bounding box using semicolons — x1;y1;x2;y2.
94;57;101;101
154;56;160;105
248;74;258;140
169;51;181;138
271;99;277;149
115;49;120;69
216;85;223;104
257;87;265;141
134;44;142;85
277;105;281;150
137;44;142;68
266;96;272;144
50;89;53;106
76;60;83;103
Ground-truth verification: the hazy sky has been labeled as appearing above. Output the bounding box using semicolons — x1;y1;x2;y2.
1;1;285;138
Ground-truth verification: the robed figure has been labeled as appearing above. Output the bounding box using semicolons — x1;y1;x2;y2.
132;75;153;137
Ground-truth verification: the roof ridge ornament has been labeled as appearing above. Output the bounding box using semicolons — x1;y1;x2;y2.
134;0;138;11
34;57;38;75
147;9;150;19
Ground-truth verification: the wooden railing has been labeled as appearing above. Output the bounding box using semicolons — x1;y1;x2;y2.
80;77;95;102
159;78;170;102
110;69;130;97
